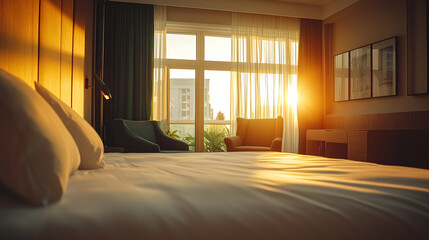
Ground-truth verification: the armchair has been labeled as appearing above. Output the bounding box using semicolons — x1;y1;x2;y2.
224;116;283;152
112;119;189;153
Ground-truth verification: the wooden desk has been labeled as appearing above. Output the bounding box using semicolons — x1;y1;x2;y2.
306;129;427;167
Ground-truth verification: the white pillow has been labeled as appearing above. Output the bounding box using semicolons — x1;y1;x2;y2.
35;82;105;170
0;69;80;206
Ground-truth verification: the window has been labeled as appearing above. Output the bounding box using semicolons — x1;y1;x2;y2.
204;36;231;61
166;33;196;60
165;23;298;152
169;68;195;150
204;70;230;121
169;69;195;122
166;27;232;152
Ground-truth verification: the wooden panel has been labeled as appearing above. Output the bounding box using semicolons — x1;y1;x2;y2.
60;0;74;107
0;0;39;87
72;0;86;117
325;111;429;131
39;0;62;96
307;129;347;143
367;130;427;168
307;129;326;141
325;130;347;143
306;140;324;156
325;142;347;159
348;131;368;161
308;128;428;168
0;0;92;121
325;112;429;168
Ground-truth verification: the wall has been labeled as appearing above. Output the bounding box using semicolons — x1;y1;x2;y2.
0;0;39;87
323;0;429;117
0;0;93;121
167;6;232;25
322;0;429;168
116;0;323;19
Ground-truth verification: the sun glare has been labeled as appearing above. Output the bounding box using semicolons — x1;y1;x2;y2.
287;74;298;106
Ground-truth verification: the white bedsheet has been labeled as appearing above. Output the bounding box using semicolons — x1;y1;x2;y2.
1;152;429;239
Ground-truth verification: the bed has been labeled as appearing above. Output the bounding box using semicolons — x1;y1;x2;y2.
1;68;429;239
1;151;429;239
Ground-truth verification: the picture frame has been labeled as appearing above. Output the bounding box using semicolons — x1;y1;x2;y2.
334;52;349;101
350;45;372;100
372;37;397;97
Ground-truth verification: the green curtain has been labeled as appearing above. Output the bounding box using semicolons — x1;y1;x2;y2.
103;2;154;146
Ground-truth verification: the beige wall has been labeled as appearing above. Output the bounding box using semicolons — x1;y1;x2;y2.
323;0;429;117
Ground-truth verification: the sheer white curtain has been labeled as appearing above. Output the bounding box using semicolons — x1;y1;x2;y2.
231;13;300;153
152;5;168;128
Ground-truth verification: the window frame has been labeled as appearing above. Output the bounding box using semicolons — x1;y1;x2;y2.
165;22;298;152
166;22;232;152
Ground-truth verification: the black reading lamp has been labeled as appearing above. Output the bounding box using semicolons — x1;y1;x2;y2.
85;74;112;140
94;74;112;100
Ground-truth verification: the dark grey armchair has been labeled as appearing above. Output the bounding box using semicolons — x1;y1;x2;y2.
112;119;189;153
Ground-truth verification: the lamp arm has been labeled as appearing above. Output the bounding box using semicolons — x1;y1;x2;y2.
87;74;112;100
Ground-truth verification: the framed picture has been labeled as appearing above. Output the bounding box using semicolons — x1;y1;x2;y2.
334;52;349;101
372;37;397;97
350;45;372;100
